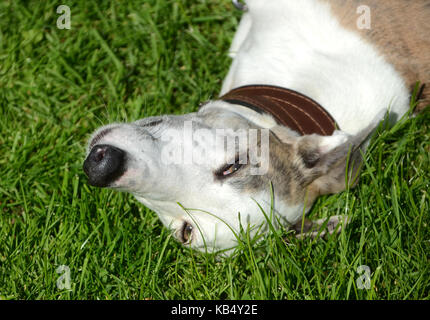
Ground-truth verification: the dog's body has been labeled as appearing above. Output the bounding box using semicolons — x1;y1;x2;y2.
222;0;428;132
84;0;429;253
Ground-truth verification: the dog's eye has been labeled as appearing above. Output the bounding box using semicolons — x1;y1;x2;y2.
221;162;243;176
215;156;245;178
181;222;193;243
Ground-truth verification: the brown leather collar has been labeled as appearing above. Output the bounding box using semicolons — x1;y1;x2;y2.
220;85;338;136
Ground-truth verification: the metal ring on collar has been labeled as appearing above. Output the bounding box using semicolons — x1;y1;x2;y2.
232;0;248;11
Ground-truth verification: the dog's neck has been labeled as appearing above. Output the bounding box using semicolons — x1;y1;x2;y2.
220;85;338;136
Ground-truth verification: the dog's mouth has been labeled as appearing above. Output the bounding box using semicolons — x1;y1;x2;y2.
177;221;194;244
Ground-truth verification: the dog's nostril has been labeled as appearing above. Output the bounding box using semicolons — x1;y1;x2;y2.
83;144;126;187
94;147;106;162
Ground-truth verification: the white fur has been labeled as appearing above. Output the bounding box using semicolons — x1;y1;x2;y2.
221;0;410;135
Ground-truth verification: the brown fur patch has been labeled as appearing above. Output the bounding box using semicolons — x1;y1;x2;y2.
229;131;309;208
321;0;430;111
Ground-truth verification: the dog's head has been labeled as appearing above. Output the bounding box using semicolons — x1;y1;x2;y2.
83;101;377;253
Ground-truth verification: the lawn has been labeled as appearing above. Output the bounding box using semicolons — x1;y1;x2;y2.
0;0;429;300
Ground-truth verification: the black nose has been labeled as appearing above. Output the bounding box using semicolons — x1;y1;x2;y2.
83;144;126;187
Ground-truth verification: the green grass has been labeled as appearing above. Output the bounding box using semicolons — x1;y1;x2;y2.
0;0;429;300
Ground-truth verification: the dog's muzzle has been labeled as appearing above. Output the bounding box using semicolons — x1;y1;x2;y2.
83;144;126;187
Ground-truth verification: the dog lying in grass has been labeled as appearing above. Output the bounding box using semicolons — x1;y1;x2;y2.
83;0;429;253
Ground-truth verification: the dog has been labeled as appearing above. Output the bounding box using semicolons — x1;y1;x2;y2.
83;0;429;253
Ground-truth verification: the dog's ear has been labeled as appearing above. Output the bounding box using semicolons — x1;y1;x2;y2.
294;118;381;195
